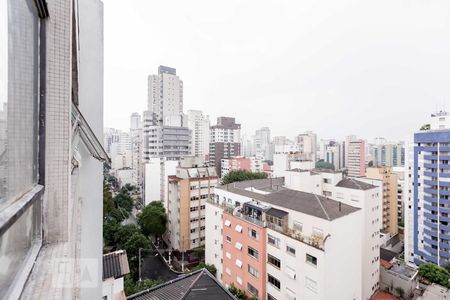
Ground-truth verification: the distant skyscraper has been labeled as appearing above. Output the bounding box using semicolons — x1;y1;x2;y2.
346;139;366;177
325;141;344;170
147;65;183;127
369;138;405;167
405;111;450;266
187;110;210;160
130;112;142;132
142;66;191;162
209;117;241;176
294;131;317;161
254;127;271;160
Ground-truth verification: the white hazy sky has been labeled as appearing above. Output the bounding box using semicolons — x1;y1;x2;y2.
104;0;450;142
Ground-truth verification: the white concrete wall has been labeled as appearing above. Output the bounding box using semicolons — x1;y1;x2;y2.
78;0;104;298
144;159;162;205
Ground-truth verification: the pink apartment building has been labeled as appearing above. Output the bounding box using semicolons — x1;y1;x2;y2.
222;210;267;299
221;156;271;178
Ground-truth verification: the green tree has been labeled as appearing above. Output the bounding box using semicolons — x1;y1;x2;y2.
109;207;129;223
315;159;335;170
137;202;167;238
103;182;115;217
420;124;431;131
124;274;161;296
190;262;217;276
114;224;141;248
114;189;134;213
418;263;450;288
123;232;151;260
394;286;405;298
221;170;268;185
228;283;256;300
103;219;121;246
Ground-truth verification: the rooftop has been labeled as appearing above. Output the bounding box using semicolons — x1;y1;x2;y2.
217;178;360;221
103;250;130;280
127;269;236;300
419;283;450;300
336;178;378;190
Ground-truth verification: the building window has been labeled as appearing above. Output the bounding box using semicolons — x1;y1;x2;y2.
306;254;317;266
305;277;317;293
286;245;296;256
268;254;281;269
268;234;280;248
248;264;259;278
293;221;302;232
226;235;231;243
248;246;259;259
267;293;277;300
268;274;281;290
247;283;259;297
248;228;259;240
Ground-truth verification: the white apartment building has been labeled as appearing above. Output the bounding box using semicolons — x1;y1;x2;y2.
143;66;191;162
284;170;382;299
167;157;218;251
209;117;241;176
187;110;210;160
325;141;344;170
347;139;366;177
0;0;108;298
205;178;364;300
294;131;317;162
143;157;178;206
254;127;272;161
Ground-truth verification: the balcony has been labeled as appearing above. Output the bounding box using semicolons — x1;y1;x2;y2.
267;224;325;250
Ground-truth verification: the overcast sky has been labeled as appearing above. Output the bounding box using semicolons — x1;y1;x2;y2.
104;0;450;142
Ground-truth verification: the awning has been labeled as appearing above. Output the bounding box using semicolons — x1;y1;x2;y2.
224;219;231;227
235;224;243;233
235;242;243;250
235;259;243;268
285;267;296;280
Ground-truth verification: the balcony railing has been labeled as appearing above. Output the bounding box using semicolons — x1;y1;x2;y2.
206;199;326;250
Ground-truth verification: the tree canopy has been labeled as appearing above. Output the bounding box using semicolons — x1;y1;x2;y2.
315;159;335;170
190;262;217;276
124;274;161;296
221;170;268;185
137;201;167;238
418;263;450;288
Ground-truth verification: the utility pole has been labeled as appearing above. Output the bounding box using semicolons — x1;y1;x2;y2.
138;247;142;282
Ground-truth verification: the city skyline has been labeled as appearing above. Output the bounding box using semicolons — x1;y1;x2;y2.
104;0;450;141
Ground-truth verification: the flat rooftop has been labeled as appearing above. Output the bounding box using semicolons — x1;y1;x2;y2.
217;178;360;221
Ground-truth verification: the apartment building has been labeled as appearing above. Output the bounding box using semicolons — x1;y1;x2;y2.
347;139;366;177
143;157;178;206
405;111;450;266
209;117;241;176
294;131;318;162
0;0;108;298
167;157;218;251
273;146;315;178
283;169;382;299
365;167;399;236
392;166;406;228
142;66;192;162
221;156;265;178
369;139;405;168
205;178;364;300
187;110;210;160
324;141;344;170
254;127;272;161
